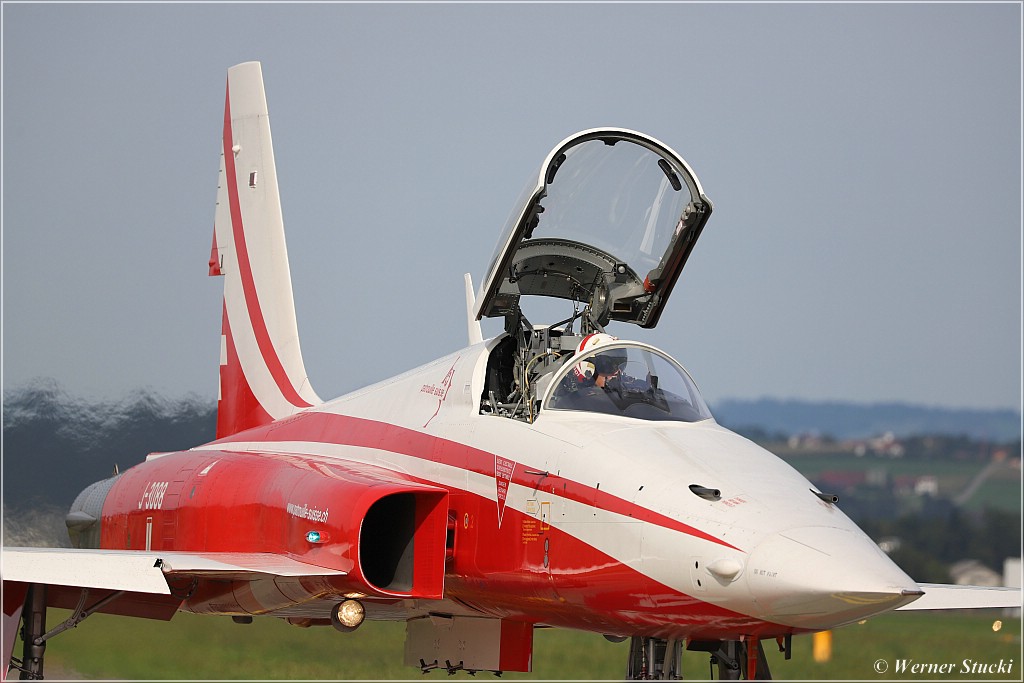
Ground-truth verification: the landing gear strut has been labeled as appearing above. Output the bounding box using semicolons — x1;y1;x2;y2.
626;637;776;680
17;584;47;680
711;640;772;680
626;637;684;679
9;584;128;680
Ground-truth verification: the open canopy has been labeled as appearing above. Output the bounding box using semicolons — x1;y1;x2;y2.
476;129;713;329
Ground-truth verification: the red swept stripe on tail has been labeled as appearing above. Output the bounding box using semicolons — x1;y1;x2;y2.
216;304;273;438
209;62;320;438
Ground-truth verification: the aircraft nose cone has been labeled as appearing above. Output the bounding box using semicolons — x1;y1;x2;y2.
745;525;922;630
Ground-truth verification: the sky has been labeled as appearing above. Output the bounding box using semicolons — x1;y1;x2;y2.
2;2;1021;413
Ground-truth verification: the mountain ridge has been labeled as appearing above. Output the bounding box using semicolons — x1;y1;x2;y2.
2;381;1019;515
711;397;1021;442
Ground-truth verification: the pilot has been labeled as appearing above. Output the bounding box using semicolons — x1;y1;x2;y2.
570;333;619;385
591;353;624;389
559;337;629;413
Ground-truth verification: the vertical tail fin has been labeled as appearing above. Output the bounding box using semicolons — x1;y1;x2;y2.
209;61;320;439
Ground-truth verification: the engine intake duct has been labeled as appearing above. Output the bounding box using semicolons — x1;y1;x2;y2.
359;489;448;598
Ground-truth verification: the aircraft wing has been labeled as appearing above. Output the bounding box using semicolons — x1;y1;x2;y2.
2;546;349;619
2;547;348;590
2;547;349;679
3;548;174;594
896;583;1021;610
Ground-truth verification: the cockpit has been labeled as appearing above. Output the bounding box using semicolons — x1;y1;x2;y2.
478;332;712;424
474;128;714;424
547;342;711;422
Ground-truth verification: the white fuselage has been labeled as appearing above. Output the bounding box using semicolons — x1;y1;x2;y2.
196;335;921;638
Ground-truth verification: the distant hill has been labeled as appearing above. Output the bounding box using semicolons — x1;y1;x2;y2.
2;379;215;513
712;398;1021;442
3;381;1019;517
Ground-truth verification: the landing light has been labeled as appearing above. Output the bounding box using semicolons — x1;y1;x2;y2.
331;599;365;632
993;620;1003;632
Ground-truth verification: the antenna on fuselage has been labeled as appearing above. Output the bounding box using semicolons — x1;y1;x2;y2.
464;273;483;346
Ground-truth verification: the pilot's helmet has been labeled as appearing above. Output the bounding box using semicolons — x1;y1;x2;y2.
572;333;618;382
593;352;627;376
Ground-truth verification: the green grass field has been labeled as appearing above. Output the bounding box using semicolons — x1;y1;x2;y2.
962;474;1023;512
782;453;986;483
779;453;1021;512
21;609;1020;680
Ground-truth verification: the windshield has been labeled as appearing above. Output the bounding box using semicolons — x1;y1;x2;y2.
546;344;711;423
533;139;691;278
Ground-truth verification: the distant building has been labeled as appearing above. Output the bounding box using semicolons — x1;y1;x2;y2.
873;432;905;458
950;559;1002;587
1004;558;1021;618
866;467;889;487
848;432;905;458
787;432;824;450
914;475;938;497
816;470;865;490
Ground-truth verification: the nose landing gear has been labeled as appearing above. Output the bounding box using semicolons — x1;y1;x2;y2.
626;637;683;680
626;636;776;680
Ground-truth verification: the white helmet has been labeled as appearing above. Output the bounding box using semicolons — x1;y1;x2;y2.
572;333;618;381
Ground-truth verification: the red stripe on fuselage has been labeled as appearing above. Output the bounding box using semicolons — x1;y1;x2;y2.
221;82;311;411
107;446;790;638
446;499;791;640
211;411;741;551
